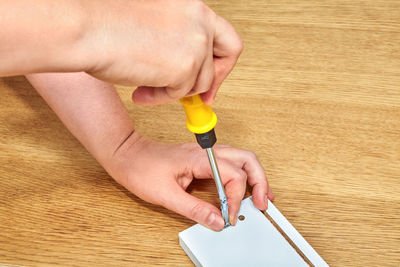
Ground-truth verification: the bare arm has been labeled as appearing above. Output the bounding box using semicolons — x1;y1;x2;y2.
3;0;242;105
26;72;135;166
0;0;88;76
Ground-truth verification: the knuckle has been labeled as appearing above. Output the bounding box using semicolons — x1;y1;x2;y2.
194;32;209;47
232;36;244;56
189;202;206;221
238;171;247;181
246;150;257;160
191;0;210;15
233;172;246;183
181;142;199;152
181;55;197;75
259;178;268;187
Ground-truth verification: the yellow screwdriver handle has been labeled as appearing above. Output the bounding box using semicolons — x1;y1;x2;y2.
180;95;217;134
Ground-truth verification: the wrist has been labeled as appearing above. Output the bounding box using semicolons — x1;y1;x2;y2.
77;0;138;76
50;0;94;73
102;129;145;185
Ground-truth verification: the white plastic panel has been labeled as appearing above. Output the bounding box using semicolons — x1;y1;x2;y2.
266;199;329;267
179;197;312;267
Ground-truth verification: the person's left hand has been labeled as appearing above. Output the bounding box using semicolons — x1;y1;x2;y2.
106;132;274;231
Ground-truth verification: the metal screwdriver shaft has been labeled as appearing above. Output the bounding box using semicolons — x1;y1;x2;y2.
206;147;230;227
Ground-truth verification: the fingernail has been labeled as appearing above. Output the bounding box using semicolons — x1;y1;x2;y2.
265;196;269;209
229;214;237;226
207;213;225;230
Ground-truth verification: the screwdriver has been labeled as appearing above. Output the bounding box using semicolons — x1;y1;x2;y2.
180;95;230;228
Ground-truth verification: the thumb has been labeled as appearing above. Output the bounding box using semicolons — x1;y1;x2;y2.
164;185;225;231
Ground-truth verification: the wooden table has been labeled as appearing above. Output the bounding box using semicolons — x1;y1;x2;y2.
1;0;399;266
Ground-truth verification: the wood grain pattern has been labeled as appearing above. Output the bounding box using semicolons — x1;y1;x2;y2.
1;0;399;266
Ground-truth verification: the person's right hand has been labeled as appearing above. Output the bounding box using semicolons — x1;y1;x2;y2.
83;0;243;105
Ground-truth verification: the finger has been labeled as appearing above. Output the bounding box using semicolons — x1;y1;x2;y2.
214;144;231;149
213;16;243;58
202;16;243;105
132;86;178;105
200;58;225;104
222;167;247;226
267;185;275;201
251;179;268;210
216;148;269;210
190;51;214;95
189;151;247;226
201;57;234;104
163;185;225;231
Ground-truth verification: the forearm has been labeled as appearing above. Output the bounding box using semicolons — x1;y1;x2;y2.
26;72;137;167
0;0;89;76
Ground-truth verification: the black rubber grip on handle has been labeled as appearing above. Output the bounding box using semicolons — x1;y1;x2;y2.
195;129;217;149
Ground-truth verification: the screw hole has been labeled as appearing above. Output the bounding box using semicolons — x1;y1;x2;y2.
238;215;245;221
